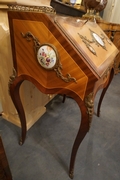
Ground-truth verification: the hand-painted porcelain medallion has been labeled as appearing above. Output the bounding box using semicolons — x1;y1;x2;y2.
37;44;58;69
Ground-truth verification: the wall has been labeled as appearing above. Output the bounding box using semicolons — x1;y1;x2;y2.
103;0;120;24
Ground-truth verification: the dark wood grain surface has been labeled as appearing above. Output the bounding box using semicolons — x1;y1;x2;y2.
0;136;12;180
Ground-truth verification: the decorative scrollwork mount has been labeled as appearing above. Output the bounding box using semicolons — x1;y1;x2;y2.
85;92;94;128
8;68;17;95
21;32;77;83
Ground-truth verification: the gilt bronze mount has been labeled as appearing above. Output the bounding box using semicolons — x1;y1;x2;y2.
78;28;112;55
21;31;77;83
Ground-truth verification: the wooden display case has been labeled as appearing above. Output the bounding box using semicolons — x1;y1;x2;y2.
50;0;85;17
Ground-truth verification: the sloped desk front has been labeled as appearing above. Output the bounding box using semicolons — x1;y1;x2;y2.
8;11;119;179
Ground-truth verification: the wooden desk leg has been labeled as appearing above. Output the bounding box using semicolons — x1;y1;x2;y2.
62;94;66;103
9;75;93;178
69;101;90;179
97;69;114;117
9;77;26;145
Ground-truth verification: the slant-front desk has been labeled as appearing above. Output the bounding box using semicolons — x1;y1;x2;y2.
8;6;118;179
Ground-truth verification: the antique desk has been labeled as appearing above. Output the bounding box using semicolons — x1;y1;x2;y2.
7;5;118;178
